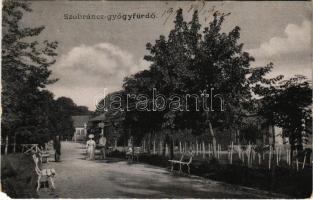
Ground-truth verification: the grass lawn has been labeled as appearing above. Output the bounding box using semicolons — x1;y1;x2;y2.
1;153;38;198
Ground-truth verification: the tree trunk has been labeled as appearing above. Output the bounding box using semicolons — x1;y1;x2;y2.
290;136;295;164
236;129;240;144
128;128;134;159
148;131;151;154
271;125;275;150
153;139;156;154
162;140;166;157
152;131;156;154
170;134;174;160
208;121;217;157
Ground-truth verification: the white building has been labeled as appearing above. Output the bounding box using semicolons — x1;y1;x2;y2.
72;115;91;142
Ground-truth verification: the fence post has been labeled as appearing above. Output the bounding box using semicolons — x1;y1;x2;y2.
202;141;205;159
153;140;156;154
302;152;307;169
242;150;245;164
179;141;182;153
288;149;291;166
4;135;9;155
286;149;289;165
209;143;212;158
230;141;233;164
13;134;16;153
276;148;279;166
247;143;251;167
159;141;162;155
268;146;271;169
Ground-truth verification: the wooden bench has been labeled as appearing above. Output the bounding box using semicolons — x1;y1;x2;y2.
169;153;193;174
126;147;142;161
38;147;51;163
40;152;51;163
32;154;56;191
22;144;39;155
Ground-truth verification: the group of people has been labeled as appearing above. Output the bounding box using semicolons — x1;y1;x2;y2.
86;133;107;160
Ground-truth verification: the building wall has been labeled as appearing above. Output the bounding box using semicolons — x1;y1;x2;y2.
268;126;284;146
73;127;87;141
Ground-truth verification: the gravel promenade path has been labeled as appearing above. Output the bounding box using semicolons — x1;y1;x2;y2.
38;142;286;198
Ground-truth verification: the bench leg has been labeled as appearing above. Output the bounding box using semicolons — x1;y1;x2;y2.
171;162;174;171
37;176;41;191
179;163;182;173
49;177;55;190
187;164;190;174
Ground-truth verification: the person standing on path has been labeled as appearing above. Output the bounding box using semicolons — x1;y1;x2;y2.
98;133;107;159
86;134;96;160
53;135;61;162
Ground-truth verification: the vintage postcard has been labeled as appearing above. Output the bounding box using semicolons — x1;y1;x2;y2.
1;0;312;199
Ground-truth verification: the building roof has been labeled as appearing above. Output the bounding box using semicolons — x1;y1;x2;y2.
89;113;106;122
72;115;91;127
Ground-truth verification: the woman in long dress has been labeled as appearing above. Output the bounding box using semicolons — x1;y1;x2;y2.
86;134;96;160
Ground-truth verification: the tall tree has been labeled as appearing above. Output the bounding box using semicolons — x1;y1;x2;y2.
254;75;312;154
2;0;58;146
142;9;279;158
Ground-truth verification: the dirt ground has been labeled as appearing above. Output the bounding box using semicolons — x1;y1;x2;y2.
38;142;287;198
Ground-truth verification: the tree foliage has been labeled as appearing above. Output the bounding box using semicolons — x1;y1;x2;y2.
119;9;279;158
2;0;58;143
93;8;311;156
2;1;91;146
254;75;312;150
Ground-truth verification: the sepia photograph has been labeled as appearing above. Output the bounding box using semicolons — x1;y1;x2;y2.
1;0;312;198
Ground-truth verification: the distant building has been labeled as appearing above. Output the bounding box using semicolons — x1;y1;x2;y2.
89;112;123;148
72;115;91;142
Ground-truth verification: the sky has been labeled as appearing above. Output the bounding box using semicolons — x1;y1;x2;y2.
21;1;312;110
